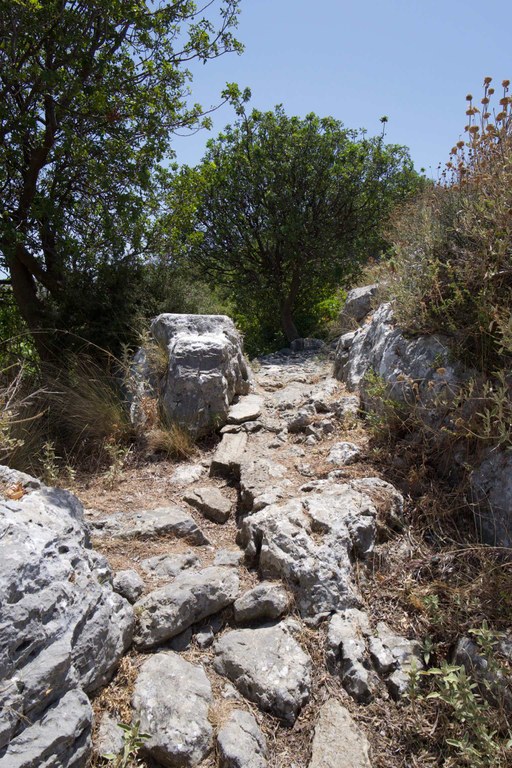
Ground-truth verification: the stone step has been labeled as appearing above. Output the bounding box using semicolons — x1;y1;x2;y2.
209;432;248;479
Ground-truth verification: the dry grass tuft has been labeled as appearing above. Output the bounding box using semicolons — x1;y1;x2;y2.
145;423;196;460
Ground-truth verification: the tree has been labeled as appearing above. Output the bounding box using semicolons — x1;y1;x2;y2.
172;92;420;344
0;0;241;357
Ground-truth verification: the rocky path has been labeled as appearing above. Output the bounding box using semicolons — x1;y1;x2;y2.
83;347;422;768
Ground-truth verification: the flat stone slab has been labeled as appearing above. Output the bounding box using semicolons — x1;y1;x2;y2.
133;652;213;767
184;486;232;523
217;709;268;768
134;566;239;649
92;506;209;545
213;621;312;724
170;464;206;486
308;699;371;768
140;551;200;580
234;582;290;623
228;395;264;424
239;455;292;513
210;433;248;479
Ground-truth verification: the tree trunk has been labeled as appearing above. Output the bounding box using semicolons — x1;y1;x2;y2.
7;245;53;360
280;271;301;342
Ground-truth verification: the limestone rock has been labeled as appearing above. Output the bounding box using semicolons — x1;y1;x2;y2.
0;469;134;767
228;395;264;424
195;615;224;649
269;383;312;410
327;441;361;466
349;477;404;533
326;610;373;703
95;712;125;760
217;709;268;768
238;485;376;620
308;699;371;768
470;449;512;548
134;566;239;649
170;464;206;486
150;313;251;436
184;486;232;523
140;551;200;580
334;303;470;417
239;455;291;513
286;406;316;433
368;636;396;676
454;636;512;712
92;506;209;545
112;569;144;603
214;549;244;567
133;652;213;767
234;583;290;623
0;689;92;768
338;284;379;331
375;622;423;699
210;432;248;479
213;622;312;723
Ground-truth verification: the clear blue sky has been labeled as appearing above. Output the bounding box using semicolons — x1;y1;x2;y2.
172;0;512;175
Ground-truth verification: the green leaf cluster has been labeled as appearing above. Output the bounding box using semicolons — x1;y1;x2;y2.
0;0;241;357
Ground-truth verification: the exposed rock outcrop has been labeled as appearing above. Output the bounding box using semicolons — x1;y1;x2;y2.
334;300;512;547
237;484;376;621
0;467;133;768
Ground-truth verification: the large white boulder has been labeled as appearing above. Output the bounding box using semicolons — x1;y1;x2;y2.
151;314;251;436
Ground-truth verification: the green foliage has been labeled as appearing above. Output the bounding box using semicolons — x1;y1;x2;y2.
0;288;37;369
0;0;241;358
169;92;420;350
417;625;512;767
102;720;150;768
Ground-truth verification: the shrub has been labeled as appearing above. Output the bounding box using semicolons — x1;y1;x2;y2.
389;78;512;373
414;624;512;767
